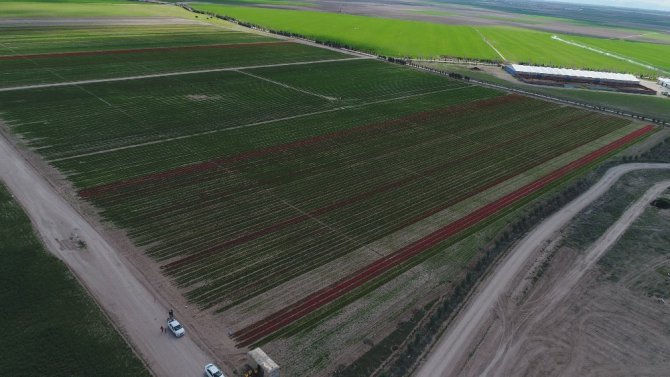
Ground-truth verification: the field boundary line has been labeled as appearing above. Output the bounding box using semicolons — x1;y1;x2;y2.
475;29;506;61
0;41;292;60
0;56;371;92
234;69;337;101
551;35;669;76
50;85;473;162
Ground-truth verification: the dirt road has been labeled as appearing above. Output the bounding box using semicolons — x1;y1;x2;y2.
0;133;214;376
415;162;670;377
479;177;670;376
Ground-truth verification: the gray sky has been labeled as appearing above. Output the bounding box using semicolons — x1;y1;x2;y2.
542;0;670;11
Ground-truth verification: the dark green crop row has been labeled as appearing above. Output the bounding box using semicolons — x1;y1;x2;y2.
0;184;149;377
0;42;347;88
80;94;629;310
0;24;271;55
1;59;470;169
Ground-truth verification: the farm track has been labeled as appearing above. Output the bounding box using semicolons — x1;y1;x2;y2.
416;161;670;377
479;178;670;376
0;56;371;92
0;129;214;377
231;125;655;346
0;41;291;60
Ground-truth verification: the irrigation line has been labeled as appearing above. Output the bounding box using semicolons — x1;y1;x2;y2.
167;120;624;308
0;56;370;93
234;69;337;101
51;85;473;162
551;35;670;76
475;28;506;61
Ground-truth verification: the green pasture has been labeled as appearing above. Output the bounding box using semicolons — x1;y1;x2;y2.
194;4;667;76
0;1;191;18
478;26;655;75
193;4;499;60
564;35;670;74
0;184;149;376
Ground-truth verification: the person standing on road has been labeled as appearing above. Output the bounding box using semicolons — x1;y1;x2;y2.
160;325;164;334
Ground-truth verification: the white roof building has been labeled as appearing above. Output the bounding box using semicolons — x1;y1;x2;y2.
658;77;670;87
507;64;640;85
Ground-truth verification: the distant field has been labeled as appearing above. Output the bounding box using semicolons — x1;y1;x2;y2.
477;26;655;75
419;62;670;122
190;0;315;6
0;184;149;377
0;1;189;18
0;25;268;55
194;4;666;76
193;4;499;60
0;33;344;87
564;35;670;74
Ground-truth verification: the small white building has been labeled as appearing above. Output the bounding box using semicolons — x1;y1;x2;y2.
505;64;640;86
658;77;670;88
247;348;280;377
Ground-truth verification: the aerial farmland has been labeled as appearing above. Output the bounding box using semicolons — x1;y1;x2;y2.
0;1;667;377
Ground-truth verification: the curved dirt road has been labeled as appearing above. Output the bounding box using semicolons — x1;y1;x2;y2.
0;134;214;375
481;177;670;376
415;162;670;377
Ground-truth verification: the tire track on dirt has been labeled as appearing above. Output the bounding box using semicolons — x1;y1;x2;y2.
415;161;670;377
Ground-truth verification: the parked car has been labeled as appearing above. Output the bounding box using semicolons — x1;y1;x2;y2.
204;363;225;377
167;318;185;337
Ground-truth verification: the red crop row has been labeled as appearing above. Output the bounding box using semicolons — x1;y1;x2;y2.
79;94;521;199
0;41;291;60
231;125;655;347
161;109;584;272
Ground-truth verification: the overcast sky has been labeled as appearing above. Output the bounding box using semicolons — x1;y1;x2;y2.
542;0;670;11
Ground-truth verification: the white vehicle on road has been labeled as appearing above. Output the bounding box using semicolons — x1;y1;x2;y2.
204;363;225;377
167;318;185;337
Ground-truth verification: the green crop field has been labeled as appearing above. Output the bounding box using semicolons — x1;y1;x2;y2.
0;10;653;376
477;26;657;75
194;4;499;60
0;25;270;55
194;4;668;76
0;37;345;87
563;35;670;74
0;184;149;376
0;1;190;18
